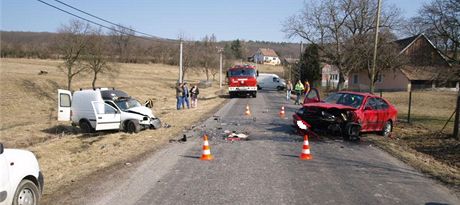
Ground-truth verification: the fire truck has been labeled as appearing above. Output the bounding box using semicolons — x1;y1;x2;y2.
227;64;258;98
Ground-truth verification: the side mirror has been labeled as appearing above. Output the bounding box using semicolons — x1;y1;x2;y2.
0;143;3;154
364;106;373;111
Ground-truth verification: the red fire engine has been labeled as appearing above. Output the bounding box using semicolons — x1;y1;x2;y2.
227;64;258;98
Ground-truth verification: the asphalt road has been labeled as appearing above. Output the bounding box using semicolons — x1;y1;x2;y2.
64;90;459;205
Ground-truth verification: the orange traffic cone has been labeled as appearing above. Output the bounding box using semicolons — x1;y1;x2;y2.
200;135;214;160
300;134;312;160
279;106;285;118
245;104;251;116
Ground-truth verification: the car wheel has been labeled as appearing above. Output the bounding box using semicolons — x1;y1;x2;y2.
381;121;392;137
276;86;282;91
79;120;94;133
126;120;140;133
13;179;40;205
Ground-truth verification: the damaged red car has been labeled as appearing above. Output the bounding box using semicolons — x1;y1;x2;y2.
293;88;397;140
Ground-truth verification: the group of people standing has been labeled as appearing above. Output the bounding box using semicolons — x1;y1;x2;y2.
176;82;200;110
285;80;310;105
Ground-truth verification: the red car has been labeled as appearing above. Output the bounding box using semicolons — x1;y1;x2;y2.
293;88;397;140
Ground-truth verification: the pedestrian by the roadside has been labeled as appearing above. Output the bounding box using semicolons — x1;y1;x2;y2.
304;80;311;95
182;82;190;109
286;80;293;101
294;80;305;105
190;84;200;108
176;82;184;110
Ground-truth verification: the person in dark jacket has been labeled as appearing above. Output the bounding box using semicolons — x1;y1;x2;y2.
190;84;200;108
182;82;190;109
176;83;184;110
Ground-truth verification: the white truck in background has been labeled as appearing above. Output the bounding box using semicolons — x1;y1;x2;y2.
256;73;286;91
58;88;161;133
0;143;44;205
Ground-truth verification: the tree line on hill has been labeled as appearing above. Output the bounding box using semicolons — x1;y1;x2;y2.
1;20;301;90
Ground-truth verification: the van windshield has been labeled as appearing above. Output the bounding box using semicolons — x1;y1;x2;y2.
115;98;141;111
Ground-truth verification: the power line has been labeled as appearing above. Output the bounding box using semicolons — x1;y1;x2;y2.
52;0;156;38
35;0;155;41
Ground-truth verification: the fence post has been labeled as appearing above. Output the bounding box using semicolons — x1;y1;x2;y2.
408;91;412;124
454;89;460;139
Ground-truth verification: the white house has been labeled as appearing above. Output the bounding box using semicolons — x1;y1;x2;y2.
321;64;347;89
253;48;281;65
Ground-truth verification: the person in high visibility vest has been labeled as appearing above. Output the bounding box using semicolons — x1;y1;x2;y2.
294;80;305;105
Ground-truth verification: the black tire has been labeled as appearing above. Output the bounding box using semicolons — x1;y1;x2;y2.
125;120;140;133
229;92;234;98
252;92;257;98
79;120;94;133
13;179;40;205
276;86;282;91
380;121;392;137
257;85;261;90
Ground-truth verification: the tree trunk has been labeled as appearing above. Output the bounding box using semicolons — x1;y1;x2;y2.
67;77;72;91
92;72;98;90
453;88;460;139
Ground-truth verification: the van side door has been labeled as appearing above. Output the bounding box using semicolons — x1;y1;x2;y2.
58;89;72;121
91;101;121;131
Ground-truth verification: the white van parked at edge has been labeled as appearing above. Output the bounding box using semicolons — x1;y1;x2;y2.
58;88;161;133
0;143;44;205
257;73;286;91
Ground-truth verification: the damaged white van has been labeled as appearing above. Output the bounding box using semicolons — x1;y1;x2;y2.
58;88;161;133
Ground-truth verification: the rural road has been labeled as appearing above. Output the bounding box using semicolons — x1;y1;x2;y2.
55;90;459;205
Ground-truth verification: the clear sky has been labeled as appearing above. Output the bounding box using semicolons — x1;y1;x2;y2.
1;0;431;42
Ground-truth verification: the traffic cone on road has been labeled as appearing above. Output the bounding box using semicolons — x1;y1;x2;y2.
279;106;285;118
300;134;312;160
244;104;251;116
200;135;214;161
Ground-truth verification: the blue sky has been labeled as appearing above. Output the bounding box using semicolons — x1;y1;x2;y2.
1;0;431;42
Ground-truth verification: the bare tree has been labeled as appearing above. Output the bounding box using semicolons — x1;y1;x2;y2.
85;28;119;89
198;34;219;81
418;0;460;61
343;30;406;90
55;19;91;90
110;24;135;63
282;0;401;90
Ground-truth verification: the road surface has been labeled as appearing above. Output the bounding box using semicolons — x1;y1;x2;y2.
56;90;459;205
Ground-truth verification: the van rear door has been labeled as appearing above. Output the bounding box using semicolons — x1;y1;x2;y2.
91;101;121;131
58;89;72;121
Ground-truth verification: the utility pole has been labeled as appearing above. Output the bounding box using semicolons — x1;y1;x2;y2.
218;47;223;88
370;0;382;94
179;39;183;83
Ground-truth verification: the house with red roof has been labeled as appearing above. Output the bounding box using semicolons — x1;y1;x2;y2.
253;48;281;65
347;33;459;92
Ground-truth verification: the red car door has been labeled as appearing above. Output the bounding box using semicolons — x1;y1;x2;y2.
303;88;320;104
362;97;379;131
374;97;391;130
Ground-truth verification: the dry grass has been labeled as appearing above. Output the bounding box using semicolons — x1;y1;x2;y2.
0;58;226;199
369;91;459;190
382;91;457;130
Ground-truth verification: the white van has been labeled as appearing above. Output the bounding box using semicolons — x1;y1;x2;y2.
0;143;44;205
58;88;161;133
257;73;286;90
